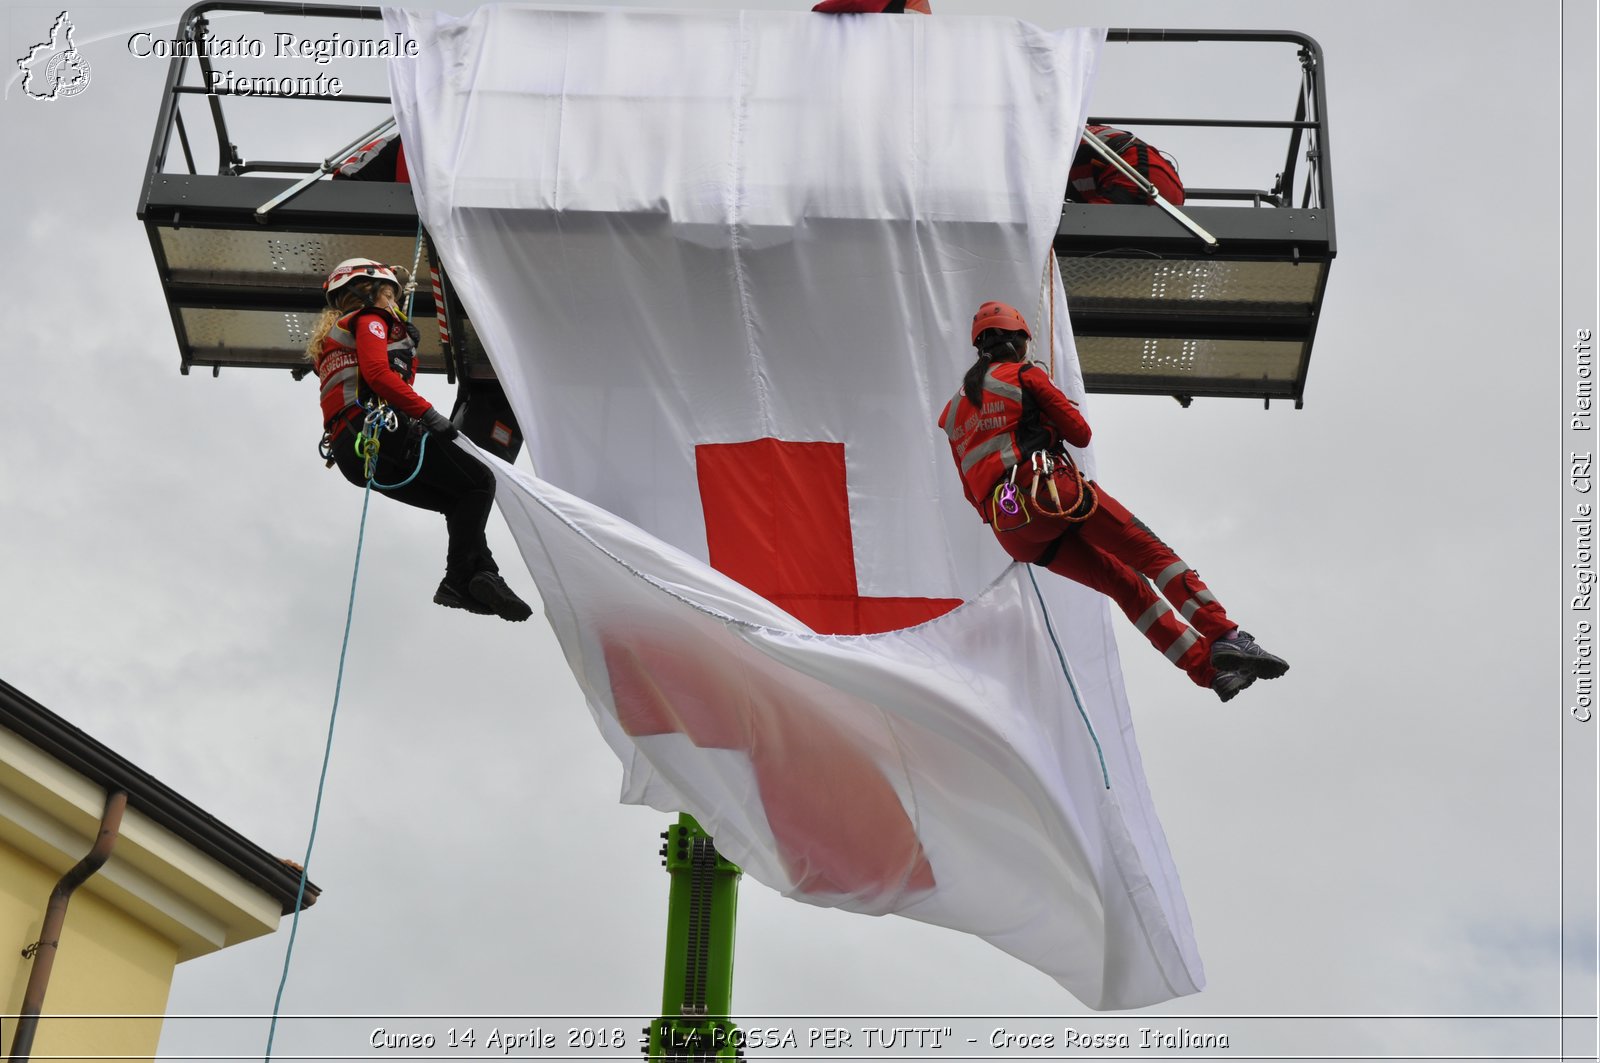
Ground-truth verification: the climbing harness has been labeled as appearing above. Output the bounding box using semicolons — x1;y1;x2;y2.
988;445;1097;532
316;398;433;489
318;406;361;468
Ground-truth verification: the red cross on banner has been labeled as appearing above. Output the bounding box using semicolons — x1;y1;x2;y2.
694;438;961;635
601;438;961;901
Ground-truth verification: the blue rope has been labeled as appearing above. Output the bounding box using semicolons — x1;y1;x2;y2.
352;403;430;492
263;480;375;1061
370;431;429;491
1025;565;1111;790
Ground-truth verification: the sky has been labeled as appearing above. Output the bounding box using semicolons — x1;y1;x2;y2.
2;0;1595;1060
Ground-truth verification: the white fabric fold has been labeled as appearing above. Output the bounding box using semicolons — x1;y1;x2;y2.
480;447;1200;1009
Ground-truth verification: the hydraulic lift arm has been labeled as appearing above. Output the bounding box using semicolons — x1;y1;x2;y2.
646;815;744;1062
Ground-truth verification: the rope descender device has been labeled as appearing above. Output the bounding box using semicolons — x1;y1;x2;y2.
996;480;1021;517
354;400;399;481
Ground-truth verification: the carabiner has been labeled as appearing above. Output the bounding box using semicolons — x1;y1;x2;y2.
997;482;1021;516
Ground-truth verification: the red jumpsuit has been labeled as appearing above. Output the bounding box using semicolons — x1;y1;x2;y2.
812;1;932;12
939;361;1230;687
1068;124;1185;206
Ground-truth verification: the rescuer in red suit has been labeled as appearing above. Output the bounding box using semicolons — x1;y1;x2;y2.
307;258;531;622
812;1;931;12
1067;124;1185;206
938;301;1287;701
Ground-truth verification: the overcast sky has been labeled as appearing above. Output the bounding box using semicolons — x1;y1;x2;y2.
2;0;1595;1060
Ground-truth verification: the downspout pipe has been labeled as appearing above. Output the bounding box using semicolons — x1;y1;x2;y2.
7;790;128;1063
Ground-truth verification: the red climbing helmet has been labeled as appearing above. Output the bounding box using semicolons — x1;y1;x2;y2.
971;301;1032;346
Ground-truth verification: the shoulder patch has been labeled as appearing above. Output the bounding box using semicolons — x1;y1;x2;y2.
368;319;387;339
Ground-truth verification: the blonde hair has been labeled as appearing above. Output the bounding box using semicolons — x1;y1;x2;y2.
304;285;377;367
304;308;341;368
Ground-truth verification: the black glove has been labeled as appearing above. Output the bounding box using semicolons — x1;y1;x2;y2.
419;407;459;440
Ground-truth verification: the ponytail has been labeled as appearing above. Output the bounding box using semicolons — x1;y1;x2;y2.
962;351;992;407
963;328;1028;405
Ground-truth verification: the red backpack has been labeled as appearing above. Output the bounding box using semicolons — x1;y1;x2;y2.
1068;124;1184;206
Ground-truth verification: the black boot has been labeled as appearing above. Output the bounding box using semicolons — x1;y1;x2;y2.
434;578;495;615
468;571;533;622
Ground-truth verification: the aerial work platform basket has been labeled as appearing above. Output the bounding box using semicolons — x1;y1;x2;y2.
1061;30;1335;408
138;3;1335;439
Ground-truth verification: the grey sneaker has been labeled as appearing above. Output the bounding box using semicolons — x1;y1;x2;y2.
1211;630;1289;680
1211;670;1254;703
468;571;533;622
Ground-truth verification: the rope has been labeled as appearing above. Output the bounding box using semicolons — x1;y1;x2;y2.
1048;251;1057;379
263;402;427;1059
403;222;425;317
371;432;429;491
1035;254;1050;376
263;479;376;1061
354;403;396;479
352;400;430;490
1025;565;1110;790
1035;251;1058;380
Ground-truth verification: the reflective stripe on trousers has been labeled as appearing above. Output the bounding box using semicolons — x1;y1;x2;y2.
990;482;1234;686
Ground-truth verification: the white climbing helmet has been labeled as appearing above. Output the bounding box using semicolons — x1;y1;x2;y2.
323;258;400;307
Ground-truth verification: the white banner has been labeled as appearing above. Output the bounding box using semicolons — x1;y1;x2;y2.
387;4;1202;1008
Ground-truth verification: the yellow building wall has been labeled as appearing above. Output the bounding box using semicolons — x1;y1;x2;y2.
2;838;176;1063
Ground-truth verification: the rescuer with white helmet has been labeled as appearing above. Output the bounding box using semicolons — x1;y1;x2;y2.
306;258;531;621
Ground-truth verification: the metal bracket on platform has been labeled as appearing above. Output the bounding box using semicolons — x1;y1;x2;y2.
253;117;398;222
1081;127;1219;249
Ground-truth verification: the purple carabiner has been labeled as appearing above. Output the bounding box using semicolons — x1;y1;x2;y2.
998;482;1020;515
